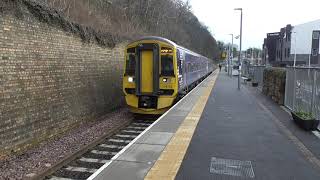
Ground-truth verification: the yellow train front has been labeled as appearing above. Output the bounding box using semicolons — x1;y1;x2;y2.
123;36;213;114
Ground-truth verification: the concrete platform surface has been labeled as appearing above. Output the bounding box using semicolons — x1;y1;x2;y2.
176;72;320;180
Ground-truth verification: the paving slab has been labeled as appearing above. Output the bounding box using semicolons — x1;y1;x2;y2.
150;115;186;133
92;161;152;180
136;132;173;145
116;144;165;163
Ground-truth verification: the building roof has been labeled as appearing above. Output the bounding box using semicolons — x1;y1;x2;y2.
294;19;320;27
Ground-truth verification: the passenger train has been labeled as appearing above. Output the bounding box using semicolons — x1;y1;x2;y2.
123;36;215;114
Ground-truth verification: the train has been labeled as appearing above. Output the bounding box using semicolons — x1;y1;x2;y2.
123;36;215;114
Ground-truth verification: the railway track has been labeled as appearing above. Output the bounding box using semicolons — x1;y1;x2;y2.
41;118;157;180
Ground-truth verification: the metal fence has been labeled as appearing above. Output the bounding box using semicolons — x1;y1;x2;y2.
242;65;266;89
252;66;265;89
246;65;320;128
284;67;320;121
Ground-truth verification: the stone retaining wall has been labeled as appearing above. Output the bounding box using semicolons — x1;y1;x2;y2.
0;3;126;154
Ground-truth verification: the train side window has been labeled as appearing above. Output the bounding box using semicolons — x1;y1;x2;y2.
126;54;136;76
161;55;175;76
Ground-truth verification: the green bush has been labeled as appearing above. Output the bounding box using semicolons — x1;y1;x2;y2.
295;111;315;120
262;67;286;104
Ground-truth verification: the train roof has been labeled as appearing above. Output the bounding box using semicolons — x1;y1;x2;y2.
130;36;210;60
131;36;177;47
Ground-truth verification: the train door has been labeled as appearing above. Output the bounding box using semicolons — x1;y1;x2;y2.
184;54;188;88
177;49;184;89
136;43;159;97
141;51;153;93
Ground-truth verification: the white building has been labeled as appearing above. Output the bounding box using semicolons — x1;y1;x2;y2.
291;19;320;66
263;19;320;66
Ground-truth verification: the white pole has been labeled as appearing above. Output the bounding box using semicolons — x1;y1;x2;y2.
228;34;234;77
251;48;254;63
228;45;230;75
308;54;311;67
294;31;297;67
239;9;242;90
234;8;243;90
231;34;233;76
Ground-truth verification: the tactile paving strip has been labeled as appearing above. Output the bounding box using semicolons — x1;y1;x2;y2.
210;157;255;178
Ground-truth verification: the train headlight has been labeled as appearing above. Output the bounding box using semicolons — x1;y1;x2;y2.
128;77;134;83
162;78;170;83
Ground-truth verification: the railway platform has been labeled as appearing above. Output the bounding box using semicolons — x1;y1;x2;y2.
88;71;320;180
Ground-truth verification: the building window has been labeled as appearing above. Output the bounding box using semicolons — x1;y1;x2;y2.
287;48;290;57
312;48;318;56
313;31;320;39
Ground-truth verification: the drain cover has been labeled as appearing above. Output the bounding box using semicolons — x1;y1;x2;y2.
210;157;255;178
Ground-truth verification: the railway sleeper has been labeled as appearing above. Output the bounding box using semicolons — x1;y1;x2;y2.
82;151;113;160
108;137;134;143
121;129;143;134
126;126;147;130
78;157;110;164
111;134;137;141
91;150;118;156
131;122;152;127
50;168;92;180
69;160;103;169
98;144;125;149
49;176;76;180
102;140;129;147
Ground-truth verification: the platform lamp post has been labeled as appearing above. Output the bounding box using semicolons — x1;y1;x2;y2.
228;34;234;77
293;31;297;67
292;31;297;112
234;8;243;90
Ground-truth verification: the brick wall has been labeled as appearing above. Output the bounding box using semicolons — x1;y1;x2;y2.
0;8;126;154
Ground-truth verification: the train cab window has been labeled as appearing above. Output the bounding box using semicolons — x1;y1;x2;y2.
126;54;136;76
161;55;174;76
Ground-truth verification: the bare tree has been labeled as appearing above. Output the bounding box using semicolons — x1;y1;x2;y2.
36;0;219;58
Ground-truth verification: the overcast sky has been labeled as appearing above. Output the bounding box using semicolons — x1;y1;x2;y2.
189;0;320;50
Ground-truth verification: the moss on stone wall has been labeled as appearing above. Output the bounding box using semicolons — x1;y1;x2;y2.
0;0;119;48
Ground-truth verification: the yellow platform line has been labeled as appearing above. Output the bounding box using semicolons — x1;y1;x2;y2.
145;71;219;180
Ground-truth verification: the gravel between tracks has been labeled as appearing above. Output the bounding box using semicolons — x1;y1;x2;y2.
0;108;133;180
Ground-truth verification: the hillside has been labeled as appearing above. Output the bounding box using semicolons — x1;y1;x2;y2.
29;0;219;59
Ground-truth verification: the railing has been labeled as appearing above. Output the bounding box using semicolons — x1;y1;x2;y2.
243;65;265;89
284;67;320;122
246;65;319;129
